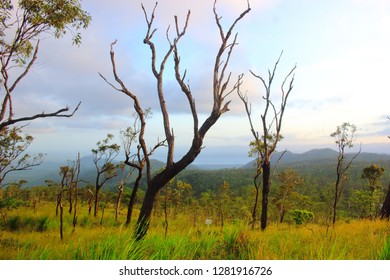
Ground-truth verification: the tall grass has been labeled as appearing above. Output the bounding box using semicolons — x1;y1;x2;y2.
1;204;389;260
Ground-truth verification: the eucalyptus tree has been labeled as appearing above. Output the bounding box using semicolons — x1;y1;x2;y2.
330;122;360;224
237;53;296;230
100;1;251;240
0;126;43;188
92;134;120;217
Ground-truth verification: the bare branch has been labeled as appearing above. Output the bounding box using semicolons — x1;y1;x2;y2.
0;102;81;132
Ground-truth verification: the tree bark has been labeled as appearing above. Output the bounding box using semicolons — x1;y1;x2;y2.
260;160;271;230
94;185;101;217
126;168;142;226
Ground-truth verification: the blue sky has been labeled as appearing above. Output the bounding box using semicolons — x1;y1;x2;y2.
11;0;390;164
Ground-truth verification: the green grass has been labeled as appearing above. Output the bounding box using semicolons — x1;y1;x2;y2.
1;204;389;260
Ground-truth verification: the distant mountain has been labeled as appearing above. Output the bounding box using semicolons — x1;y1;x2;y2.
4;148;390;188
4;156;168;187
241;148;390;169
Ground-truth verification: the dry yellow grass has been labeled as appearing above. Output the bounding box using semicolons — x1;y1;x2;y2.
0;204;389;260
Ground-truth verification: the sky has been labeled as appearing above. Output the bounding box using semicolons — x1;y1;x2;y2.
8;0;390;164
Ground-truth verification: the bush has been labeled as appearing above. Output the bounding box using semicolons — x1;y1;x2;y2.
7;216;22;231
289;209;314;225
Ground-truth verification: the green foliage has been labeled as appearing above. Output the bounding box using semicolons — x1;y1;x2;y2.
0;197;22;210
361;164;385;192
0;127;43;186
1;0;91;61
330;122;357;149
289;209;314;225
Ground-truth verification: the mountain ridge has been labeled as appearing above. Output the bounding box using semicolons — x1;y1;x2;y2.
4;148;390;187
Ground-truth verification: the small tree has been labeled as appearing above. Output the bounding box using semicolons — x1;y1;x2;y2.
361;164;384;194
289;209;314;225
330;122;360;224
361;164;384;218
114;162;130;223
92;134;120;217
216;181;232;229
237;53;296;230
0;126;43;188
273;168;304;223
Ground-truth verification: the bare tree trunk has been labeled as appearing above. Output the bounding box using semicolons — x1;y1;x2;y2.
115;182;124;222
280;210;285;224
134;185;159;241
68;184;73;214
260;161;271;230
87;189;94;215
72;153;80;230
332;171;342;224
94;185;101;217
251;173;260;229
163;185;169;238
126;169;142;226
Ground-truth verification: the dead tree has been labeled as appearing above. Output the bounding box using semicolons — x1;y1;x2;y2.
100;1;250;240
237;53;296;230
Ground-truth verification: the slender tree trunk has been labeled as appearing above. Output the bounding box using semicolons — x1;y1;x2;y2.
261;161;271;230
280;210;285;223
88;189;94;215
251;173;260;229
94;185;101;217
164;185;169;238
333;172;342;224
68;186;73;214
115;182;123;222
57;192;64;241
0;210;6;224
73;189;78;229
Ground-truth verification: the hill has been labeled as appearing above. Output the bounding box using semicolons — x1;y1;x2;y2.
241;148;390;169
4;149;390;192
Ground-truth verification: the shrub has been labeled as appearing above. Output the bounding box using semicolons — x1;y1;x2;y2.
289;209;314;225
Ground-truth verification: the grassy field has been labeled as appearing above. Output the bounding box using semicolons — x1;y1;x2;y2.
0;203;389;260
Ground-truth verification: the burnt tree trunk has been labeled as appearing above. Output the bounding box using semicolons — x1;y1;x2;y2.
134;149;201;241
260;160;271;230
251;172;260;229
380;183;390;220
126;167;142;226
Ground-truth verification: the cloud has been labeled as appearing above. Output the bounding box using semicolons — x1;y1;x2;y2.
7;0;390;161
